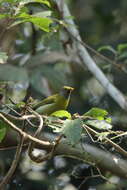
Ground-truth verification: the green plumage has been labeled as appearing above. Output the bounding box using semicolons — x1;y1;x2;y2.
32;86;74;115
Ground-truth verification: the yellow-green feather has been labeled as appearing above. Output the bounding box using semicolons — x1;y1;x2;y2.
33;86;73;115
35;94;69;115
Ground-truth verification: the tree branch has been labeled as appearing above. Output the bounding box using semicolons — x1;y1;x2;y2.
0;135;24;189
83;124;127;158
41;137;127;179
54;0;127;111
1;112;127;179
1;123;127;179
0;113;54;148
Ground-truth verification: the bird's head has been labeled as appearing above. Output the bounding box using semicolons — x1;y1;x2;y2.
60;86;74;99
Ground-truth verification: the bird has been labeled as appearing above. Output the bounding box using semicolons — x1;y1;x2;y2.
32;86;74;115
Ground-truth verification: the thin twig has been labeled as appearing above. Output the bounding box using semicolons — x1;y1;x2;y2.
0;143;29;151
0;111;35;121
111;131;127;140
83;124;127;158
4;104;21;116
27;108;44;162
0;113;54;147
0;135;24;189
31;134;64;163
27;108;63;163
95;167;122;190
69;34;127;74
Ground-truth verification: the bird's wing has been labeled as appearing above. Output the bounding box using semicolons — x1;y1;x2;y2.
40;94;57;105
32;94;58;109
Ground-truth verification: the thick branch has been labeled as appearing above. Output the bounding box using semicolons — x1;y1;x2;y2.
1;129;127;178
37;138;127;179
1;112;127;178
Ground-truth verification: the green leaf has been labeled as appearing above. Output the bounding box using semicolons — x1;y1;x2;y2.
85;120;112;130
19;0;51;7
27;16;52;32
105;117;112;123
62;119;83;145
13;13;53;32
0;14;9;19
16;101;25;108
117;43;127;53
17;12;31;18
0;0;15;3
98;45;116;55
50;110;71;119
84;107;108;120
0;52;8;64
0;120;8;142
0;0;50;4
0;65;28;82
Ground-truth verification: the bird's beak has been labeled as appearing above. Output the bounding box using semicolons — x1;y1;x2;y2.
63;86;74;91
70;87;74;91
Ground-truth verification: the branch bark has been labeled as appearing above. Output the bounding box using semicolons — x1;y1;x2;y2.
1;129;127;179
26;136;127;179
1;113;127;179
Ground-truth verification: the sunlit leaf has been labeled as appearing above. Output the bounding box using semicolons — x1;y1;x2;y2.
0;0;16;3
12;12;53;32
19;0;51;7
105;117;112;123
117;43;127;53
17;12;31;18
51;110;71;119
16;101;25;108
27;17;52;32
84;107;108;120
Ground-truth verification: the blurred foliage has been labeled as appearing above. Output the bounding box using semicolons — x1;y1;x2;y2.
1;0;127;189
